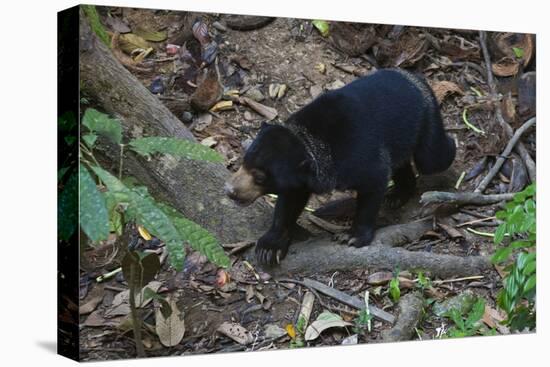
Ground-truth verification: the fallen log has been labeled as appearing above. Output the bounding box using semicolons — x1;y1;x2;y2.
381;291;424;342
78;12;272;243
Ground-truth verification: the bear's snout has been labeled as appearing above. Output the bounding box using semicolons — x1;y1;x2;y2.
225;167;264;206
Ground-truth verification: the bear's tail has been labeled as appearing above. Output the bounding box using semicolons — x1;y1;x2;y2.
413;98;456;175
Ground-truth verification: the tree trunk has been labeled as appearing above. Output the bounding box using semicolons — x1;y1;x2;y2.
78;13;272;243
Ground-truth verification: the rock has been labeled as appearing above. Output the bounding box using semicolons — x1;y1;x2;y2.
244;87;265;102
433;289;476;317
310;84;323;98
326;79;345;90
212;21;228;32
181;111;193;123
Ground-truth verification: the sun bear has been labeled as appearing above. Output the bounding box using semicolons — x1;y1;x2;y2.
225;68;456;265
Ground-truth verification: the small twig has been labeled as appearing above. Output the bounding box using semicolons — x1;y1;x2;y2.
222;241;255;255
462;108;485;134
432;275;484;285
455;171;466;190
456;216;497;228
466;228;495;237
475;117;536;193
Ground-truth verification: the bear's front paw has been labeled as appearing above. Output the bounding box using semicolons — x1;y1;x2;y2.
348;228;375;248
255;231;290;266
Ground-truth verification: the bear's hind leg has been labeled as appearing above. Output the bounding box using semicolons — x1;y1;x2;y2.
348;182;386;248
385;163;416;209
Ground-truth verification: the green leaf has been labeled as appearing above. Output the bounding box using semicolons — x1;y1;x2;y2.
389;277;401;302
465;298;485;328
91;166;185;271
83;133;98;148
79;164;109;243
523;259;536;276
82;108;122;144
312;20;330;37
494;225;507;244
512;47;524;58
158;203;230;268
491;246;513;264
523;274;536;293
58;169;78;241
129;137;223;162
517;252;535;270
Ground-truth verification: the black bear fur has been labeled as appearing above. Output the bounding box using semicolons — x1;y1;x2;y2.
225;69;456;266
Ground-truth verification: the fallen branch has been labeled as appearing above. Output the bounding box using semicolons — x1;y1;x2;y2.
420;191;514;206
479;31;536;182
301;278;395;323
475;117;536;193
265;238;491;279
372;219;432;247
381;292;424;342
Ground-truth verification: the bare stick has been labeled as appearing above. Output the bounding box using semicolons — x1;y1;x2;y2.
479;31;536;182
301;278;395;323
420;191;514;206
475;117;536;193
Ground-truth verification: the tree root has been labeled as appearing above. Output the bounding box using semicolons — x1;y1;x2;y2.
265;237;491;278
381;292;424;342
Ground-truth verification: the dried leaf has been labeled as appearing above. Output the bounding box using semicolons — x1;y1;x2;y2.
79;285;105;315
155;297;185;347
367;271;394;285
304;311;352;341
265;324;287;339
217;322;253;345
430;80;464;104
492;57;520;77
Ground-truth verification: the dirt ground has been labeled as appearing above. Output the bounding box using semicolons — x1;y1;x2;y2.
79;7;536;360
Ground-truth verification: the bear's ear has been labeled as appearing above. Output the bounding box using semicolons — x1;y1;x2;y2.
260;121;270;129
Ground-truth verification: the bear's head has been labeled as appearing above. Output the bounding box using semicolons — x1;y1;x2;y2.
224;123;310;206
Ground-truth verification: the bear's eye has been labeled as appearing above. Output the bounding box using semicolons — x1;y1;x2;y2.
252;170;267;185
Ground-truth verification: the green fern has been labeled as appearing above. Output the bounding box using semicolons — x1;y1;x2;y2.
129;137;223;163
91;166;185;271
158;203;230;268
79;164;109;242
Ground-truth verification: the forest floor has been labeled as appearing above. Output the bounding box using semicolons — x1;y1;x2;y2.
79;7;536;360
